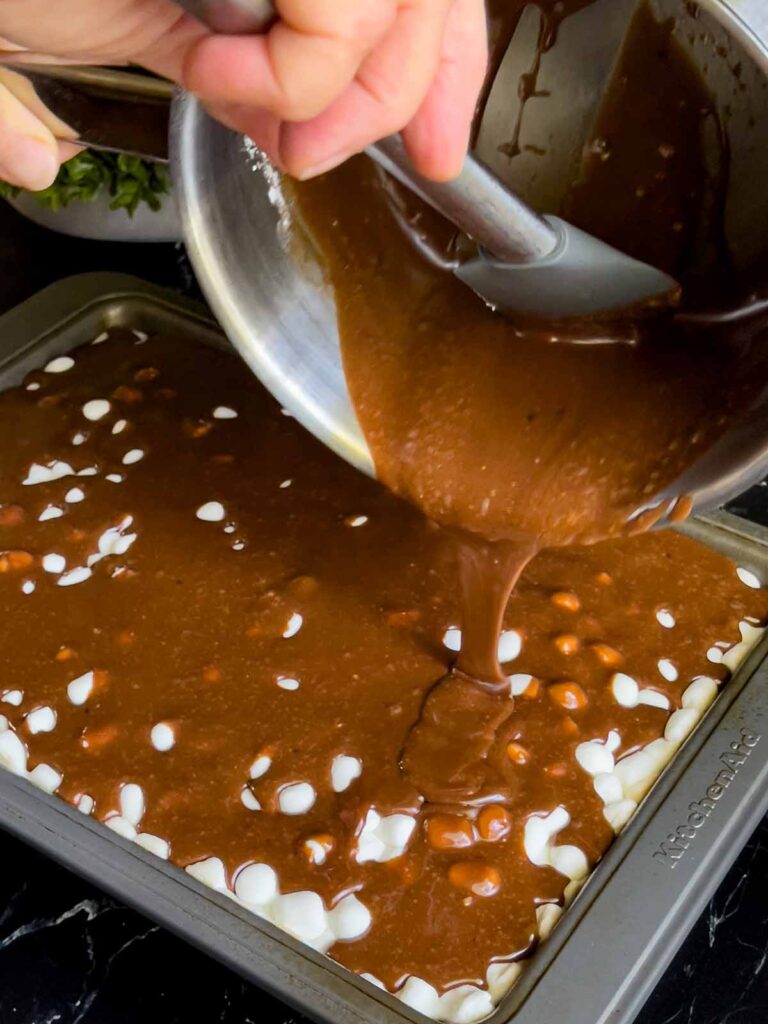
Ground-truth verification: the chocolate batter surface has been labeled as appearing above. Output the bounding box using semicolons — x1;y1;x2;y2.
0;332;766;998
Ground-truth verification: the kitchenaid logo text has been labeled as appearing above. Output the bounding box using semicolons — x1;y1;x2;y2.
652;728;761;869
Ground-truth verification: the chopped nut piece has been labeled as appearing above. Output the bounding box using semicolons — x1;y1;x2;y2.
506;742;530;765
0;550;33;572
551;591;580;612
477;806;511;842
426;814;475;851
448;862;502;898
548;682;588;711
554;634;580;655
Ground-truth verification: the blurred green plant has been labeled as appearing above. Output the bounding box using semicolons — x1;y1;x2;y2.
0;150;170;217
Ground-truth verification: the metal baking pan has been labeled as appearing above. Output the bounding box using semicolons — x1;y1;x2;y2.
0;272;767;1024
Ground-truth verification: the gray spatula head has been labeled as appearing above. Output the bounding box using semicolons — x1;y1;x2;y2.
370;136;679;321
367;0;679;320
455;216;679;320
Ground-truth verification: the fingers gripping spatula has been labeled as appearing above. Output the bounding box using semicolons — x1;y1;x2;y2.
179;0;679;318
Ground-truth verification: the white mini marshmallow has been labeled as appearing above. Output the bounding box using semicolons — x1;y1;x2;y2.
443;627;462;652
273;891;327;941
42;553;66;574
82;399;111;422
45;356;74;373
106;474;125;484
356;809;416;863
122;449;144;465
120;783;145;826
656;609;676;629
135;833;170;859
0;729;28;774
305;839;328;865
611;673;639;707
615;739;674;803
58;567;92;587
235;863;279;906
498;629;522;663
25;382;40;391
72;433;87;446
150;722;175;752
593;772;624;805
737;566;761;589
399;977;440;1018
87;517;136;567
329;894;371;941
575;740;615;776
23;460;76;485
682;676;718;712
26;706;56;734
276;676;300;691
278;782;316;815
657;659;678;682
1;690;23;706
437;984;494;1024
76;794;94;815
240;787;261;811
665;708;700;745
280;479;292;489
723;621;766;673
249;754;272;779
39;505;64;522
360;974;385;990
65;487;85;503
603;799;637;832
105;816;137;840
67;671;95;705
92;332;108;345
611;672;669;710
77;467;98;477
112;419;127;435
524;806;570;868
486;962;523;1002
550;844;589;881
331;755;362;793
213;406;238;419
196;501;225;522
21;580;35;595
282;613;303;638
707;646;724;664
638;689;671;711
346;515;368;527
28;763;62;793
186;857;228;891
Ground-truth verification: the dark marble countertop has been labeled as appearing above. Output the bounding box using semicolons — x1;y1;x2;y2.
0;199;766;1024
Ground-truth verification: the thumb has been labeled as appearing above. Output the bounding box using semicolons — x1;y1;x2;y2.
0;78;61;190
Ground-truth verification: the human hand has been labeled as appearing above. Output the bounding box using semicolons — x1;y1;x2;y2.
0;0;488;189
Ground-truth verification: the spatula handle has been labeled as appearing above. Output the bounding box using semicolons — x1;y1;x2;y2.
367;136;556;263
176;0;558;262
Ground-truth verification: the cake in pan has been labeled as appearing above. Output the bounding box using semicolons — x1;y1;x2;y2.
0;330;766;1022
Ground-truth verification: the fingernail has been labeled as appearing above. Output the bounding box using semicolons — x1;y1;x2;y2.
294;151;353;181
1;137;58;192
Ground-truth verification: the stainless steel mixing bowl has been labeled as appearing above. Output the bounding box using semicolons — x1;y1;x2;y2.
172;0;768;513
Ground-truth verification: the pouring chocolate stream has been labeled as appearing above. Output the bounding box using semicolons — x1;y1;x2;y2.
290;0;768;802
